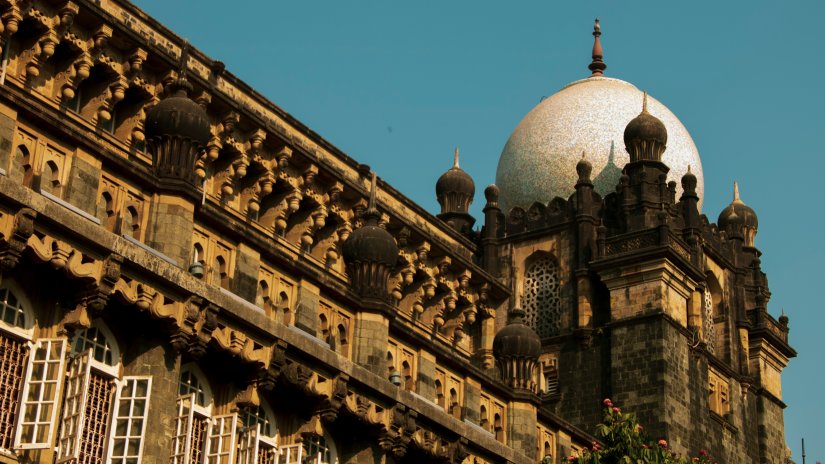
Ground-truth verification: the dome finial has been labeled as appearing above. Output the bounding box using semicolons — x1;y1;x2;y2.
642;91;649;113
733;181;741;203
588;18;606;76
453;146;460;169
365;172;380;223
169;40;193;96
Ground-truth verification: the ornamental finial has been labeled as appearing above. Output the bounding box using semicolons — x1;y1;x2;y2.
642;91;649;113
453;146;460;169
733;181;741;203
588;18;606;76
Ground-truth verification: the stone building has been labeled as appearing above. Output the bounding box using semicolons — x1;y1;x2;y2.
0;1;793;463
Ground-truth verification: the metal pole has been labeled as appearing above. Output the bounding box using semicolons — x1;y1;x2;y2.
802;438;806;464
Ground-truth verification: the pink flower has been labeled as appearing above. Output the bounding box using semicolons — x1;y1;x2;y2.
612;407;621;414
699;449;708;457
568;456;577;462
641;444;650;449
658;439;668;448
603;398;613;408
635;424;644;432
692;458;699;462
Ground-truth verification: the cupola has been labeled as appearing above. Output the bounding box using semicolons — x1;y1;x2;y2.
145;44;211;190
436;147;476;233
342;173;399;304
493;308;541;392
718;181;758;246
624;92;668;162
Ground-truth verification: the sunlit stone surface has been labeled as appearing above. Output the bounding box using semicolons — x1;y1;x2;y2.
496;76;704;212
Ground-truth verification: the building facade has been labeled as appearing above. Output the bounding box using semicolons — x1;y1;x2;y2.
0;2;793;464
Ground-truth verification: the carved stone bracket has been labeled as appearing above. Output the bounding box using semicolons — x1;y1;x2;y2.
0;207;35;271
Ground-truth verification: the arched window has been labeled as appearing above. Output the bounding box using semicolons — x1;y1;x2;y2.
435;379;444;407
97;191;116;232
494;413;504;442
173;366;212;464
449;388;461;419
238;401;278;464
704;273;725;358
703;287;715;354
44;160;61;196
56;322;152;463
303;431;338;464
0;283;38;452
277;291;291;325
479;405;489;431
522;254;561;337
11;145;33;188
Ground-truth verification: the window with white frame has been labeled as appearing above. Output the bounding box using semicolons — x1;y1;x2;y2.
55;322;152;464
0;282;69;457
237;402;278;464
303;432;338;464
172;365;240;464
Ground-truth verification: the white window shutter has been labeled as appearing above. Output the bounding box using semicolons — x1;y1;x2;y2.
204;413;237;464
170;394;197;464
13;338;67;450
56;350;94;463
106;376;152;464
236;423;260;464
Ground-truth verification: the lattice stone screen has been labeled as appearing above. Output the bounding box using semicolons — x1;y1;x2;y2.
704;287;715;354
522;255;561;337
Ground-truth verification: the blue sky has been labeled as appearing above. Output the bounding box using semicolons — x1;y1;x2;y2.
134;1;823;460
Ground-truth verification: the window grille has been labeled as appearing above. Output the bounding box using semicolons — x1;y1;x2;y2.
237;423;277;464
107;377;152;464
172;367;213;464
14;338;67;450
522;255;561;337
704;287;715;354
0;333;26;451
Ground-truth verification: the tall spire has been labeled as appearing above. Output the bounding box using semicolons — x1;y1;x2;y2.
588;18;606;76
453;146;460;169
733;181;742;203
642;91;649;113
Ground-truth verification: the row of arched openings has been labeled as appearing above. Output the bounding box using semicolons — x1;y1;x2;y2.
0;281;338;463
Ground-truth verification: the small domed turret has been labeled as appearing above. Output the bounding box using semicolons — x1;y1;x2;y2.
436;147;476;233
576;152;593;183
493;308;541;392
718;182;758;246
145;45;211;189
342;173;399;303
436;147;475;213
624;92;668;163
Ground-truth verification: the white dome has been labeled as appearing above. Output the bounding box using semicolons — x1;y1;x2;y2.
495;76;704;212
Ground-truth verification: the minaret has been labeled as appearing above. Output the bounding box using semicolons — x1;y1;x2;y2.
342;173;399;376
435;147;476;234
144;43;211;266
